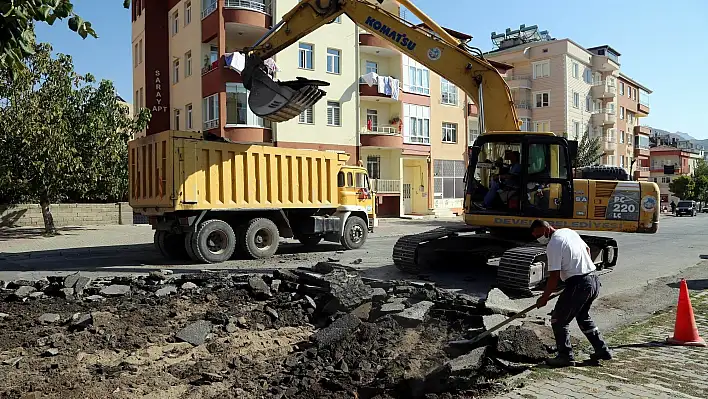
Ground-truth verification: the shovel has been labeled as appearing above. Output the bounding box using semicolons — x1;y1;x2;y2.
453;290;563;346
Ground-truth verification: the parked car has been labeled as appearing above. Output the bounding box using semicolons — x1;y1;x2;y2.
676;200;697;217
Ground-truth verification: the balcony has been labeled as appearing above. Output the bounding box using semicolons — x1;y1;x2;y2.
591;81;617;99
634;167;650;180
637;102;650;116
370;179;401;194
360;127;403;148
224;0;271;14
504;74;531;90
592;54;620;72
602;140;617;154
634;147;650;158
468;103;478;116
201;55;243;97
203;0;271;42
592;109;616;126
634;125;651;136
359;75;401;103
359;31;398;58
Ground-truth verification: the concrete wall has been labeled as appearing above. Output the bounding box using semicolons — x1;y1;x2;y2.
0;203;134;228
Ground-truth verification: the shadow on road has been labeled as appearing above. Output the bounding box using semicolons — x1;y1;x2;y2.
666;279;708;291
0;226;93;241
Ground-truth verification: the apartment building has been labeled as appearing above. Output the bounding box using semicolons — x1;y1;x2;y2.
616;72;652;180
649;146;703;204
131;0;357;154
131;0;472;218
485;26;652;173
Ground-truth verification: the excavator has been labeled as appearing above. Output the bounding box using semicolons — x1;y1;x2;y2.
239;0;661;295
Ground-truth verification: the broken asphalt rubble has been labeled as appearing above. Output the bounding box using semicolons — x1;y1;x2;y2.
0;263;559;398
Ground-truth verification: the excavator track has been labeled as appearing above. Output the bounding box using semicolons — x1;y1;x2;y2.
392;226;473;275
497;246;548;296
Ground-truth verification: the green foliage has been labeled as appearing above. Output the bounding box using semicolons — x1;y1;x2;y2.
0;0;130;75
669;175;695;201
0;43;150;228
572;130;603;168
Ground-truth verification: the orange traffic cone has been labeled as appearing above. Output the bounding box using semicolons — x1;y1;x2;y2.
666;279;706;347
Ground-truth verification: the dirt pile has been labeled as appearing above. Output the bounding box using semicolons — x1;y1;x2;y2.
0;264;555;398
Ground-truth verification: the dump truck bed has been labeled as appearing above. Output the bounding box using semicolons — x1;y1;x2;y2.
129;131;350;214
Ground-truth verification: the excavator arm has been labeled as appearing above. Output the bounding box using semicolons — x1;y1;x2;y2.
241;0;520;132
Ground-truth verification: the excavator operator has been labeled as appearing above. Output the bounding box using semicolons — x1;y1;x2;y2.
484;150;521;209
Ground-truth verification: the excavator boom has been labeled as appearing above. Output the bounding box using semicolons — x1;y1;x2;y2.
241;0;520;132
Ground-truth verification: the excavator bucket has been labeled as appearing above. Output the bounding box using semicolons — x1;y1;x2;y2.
241;54;329;123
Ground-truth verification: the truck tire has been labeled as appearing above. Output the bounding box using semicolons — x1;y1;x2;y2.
241;218;280;259
183;231;199;262
154;231;189;260
299;236;322;248
190;219;237;263
341;216;367;250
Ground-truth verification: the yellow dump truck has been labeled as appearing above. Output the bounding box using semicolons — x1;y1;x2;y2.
128;130;375;263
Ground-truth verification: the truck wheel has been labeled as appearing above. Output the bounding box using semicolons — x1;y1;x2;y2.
183;231;199;262
190;219;236;263
154;231;189;260
299;236;322;247
241;218;280;259
341;216;367;250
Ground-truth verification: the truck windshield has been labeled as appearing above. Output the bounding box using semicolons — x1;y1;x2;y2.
678;201;692;207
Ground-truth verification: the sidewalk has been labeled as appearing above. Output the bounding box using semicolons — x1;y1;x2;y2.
496;290;708;399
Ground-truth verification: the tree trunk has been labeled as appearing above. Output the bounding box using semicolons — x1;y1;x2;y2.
39;197;57;235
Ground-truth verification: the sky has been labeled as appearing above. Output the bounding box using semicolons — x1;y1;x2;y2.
36;0;708;138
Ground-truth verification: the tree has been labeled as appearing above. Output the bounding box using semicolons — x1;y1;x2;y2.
0;0;130;75
0;43;150;235
572;130;603;168
669;175;695;201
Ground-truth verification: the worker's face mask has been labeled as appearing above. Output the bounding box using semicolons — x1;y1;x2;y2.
536;235;550;245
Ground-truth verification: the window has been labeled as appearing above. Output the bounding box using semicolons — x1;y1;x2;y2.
573;92;580;108
134;43;139;67
366;109;378;131
174;109;180;130
620;155;625;168
334;15;342;23
139;88;143;109
365;61;378;74
434;160;466;199
441;122;457;143
186;104;193;129
534;120;550;132
403;103;430;144
441;78;458;105
628;87;632;98
572;62;579;78
584;68;592;84
632;89;637;101
585;96;592;112
138;39;142;64
226;83;270;127
209;45;219;64
532;60;550;79
573;121;580;138
620;130;625;143
326;48;341;74
298;43;313;69
620;106;625;120
327;101;341;126
469;128;480;144
367;156;380;179
202;94;219;129
534;91;550;108
607;155;615;165
185;1;192;25
299;105;314;124
628;112;634;124
347;172;354;187
185;51;192;77
172;59;179;83
520;118;532;132
134;90;139;112
172;11;179;35
620;82;625;95
402;55;430;95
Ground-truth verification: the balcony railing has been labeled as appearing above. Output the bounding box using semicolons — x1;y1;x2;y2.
361;126;399;135
515;101;532;109
204;120;219;130
224;0;271;14
201;1;217;19
202;59;219;75
370;179;400;194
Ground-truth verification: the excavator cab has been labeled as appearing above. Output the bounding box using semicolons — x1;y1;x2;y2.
466;134;576;220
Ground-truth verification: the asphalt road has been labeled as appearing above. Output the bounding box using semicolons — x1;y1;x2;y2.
2;215;707;335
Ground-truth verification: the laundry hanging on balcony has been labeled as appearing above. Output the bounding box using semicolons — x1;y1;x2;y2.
361;71;378;86
225;52;279;76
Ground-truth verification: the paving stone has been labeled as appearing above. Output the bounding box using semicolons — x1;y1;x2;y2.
393;300;434;328
69;313;93;331
372;288;387;301
311;314;361;348
12;286;36;299
176;320;213;346
38;313;61;324
100;285;131;297
483;288;521;316
155;285;177;297
496;326;551;363
247;276;272;299
181;282;198;290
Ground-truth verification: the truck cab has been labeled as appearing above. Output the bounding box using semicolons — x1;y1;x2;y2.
338;166;376;230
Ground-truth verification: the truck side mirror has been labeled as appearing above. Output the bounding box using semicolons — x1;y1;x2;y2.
568;140;578;161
